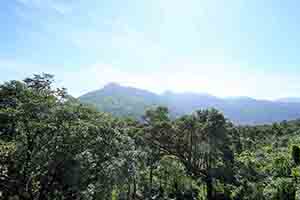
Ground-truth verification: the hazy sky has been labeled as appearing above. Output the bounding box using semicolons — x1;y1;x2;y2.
1;0;300;99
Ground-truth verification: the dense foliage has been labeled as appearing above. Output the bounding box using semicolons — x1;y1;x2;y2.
1;74;300;200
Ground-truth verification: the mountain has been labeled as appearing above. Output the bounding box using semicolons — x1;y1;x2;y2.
276;97;300;103
79;83;300;124
79;83;165;118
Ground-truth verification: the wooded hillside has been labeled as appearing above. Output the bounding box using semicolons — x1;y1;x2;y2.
1;74;300;200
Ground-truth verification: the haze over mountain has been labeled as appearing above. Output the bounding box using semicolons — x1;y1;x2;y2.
276;97;300;103
79;83;300;124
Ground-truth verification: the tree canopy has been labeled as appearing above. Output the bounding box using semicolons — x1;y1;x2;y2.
1;74;300;200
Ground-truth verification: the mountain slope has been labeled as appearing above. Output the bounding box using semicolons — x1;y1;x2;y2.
79;83;300;124
79;83;165;118
276;97;300;103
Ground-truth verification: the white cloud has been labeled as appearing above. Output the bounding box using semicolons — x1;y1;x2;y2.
7;0;300;100
1;58;300;100
57;60;300;100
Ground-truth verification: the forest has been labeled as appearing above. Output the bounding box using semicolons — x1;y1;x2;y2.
1;74;300;200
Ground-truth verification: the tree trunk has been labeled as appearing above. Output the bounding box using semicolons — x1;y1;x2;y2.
206;176;213;200
127;182;131;200
133;177;136;200
150;165;153;196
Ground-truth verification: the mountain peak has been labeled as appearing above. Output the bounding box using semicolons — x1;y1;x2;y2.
79;84;300;124
103;82;121;89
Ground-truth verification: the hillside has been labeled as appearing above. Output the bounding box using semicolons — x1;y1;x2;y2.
79;83;166;118
3;74;300;200
79;83;300;124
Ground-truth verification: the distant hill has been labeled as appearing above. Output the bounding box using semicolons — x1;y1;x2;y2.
79;83;165;118
79;83;300;124
276;97;300;103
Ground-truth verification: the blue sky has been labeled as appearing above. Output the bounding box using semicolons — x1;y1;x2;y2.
1;0;300;99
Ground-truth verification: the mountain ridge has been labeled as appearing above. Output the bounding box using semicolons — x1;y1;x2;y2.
276;97;300;103
79;83;300;124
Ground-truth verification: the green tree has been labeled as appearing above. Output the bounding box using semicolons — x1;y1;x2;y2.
143;107;234;200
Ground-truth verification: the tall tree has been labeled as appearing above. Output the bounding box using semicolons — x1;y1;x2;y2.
143;107;234;200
